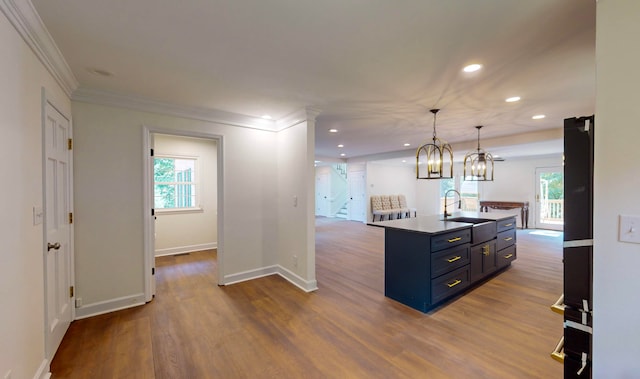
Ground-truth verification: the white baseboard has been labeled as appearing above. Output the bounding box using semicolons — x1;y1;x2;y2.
74;293;146;320
33;359;50;379
277;265;318;292
223;265;318;292
223;265;279;285
155;242;217;257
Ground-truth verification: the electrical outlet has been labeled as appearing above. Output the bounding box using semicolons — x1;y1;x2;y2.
292;255;298;268
75;298;83;308
293;196;298;207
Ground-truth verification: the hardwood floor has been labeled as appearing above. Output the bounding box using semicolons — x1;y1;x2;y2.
51;219;564;378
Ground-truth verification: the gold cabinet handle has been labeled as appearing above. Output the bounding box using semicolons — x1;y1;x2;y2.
447;256;461;263
504;223;513;227
446;279;462;288
504;253;514;259
550;336;565;363
504;237;513;241
482;245;490;256
447;237;462;243
550;294;565;315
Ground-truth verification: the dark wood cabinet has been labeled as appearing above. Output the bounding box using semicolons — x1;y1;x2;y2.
383;214;517;313
470;240;496;283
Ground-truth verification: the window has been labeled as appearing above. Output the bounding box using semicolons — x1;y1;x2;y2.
154;156;198;210
439;178;455;213
460;179;479;211
439;176;479;213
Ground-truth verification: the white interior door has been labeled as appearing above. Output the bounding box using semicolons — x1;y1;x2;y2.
44;102;73;360
535;167;564;231
315;172;330;216
348;170;366;222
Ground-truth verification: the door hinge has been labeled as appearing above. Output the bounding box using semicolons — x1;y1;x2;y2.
69;286;74;298
151;209;155;216
150;148;154;157
152;267;155;275
68;138;73;150
69;212;73;224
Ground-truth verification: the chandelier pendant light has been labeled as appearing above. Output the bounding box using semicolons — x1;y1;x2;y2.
463;125;494;181
416;109;453;179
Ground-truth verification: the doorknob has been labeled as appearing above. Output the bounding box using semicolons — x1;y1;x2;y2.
47;242;61;251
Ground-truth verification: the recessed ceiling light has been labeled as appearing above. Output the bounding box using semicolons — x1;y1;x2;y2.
261;114;272;119
532;114;546;120
505;96;521;103
340;153;346;157
403;143;411;147
337;144;344;148
86;68;114;77
402;160;407;163
329;129;338;133
463;64;482;73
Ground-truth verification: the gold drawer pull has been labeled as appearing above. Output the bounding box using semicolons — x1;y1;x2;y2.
504;237;513;241
504;223;513;227
550;294;565;315
447;256;461;263
482;245;490;256
447;237;462;243
550;336;565;363
503;253;514;259
446;279;462;288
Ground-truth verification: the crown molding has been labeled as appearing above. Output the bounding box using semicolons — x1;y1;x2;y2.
1;0;78;96
72;87;281;131
276;107;322;131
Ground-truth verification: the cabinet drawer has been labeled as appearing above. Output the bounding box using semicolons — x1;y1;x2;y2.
431;229;471;252
431;243;470;278
497;217;516;232
496;245;516;268
496;229;516;251
431;266;469;303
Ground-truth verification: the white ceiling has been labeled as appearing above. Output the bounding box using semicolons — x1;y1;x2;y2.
31;0;595;161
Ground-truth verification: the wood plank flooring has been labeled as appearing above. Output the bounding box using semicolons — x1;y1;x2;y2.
51;218;564;378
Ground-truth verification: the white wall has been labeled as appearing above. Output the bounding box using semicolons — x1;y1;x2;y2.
0;11;71;379
154;134;218;256
277;118;317;290
594;1;640;375
366;162;420;217
72;101;282;309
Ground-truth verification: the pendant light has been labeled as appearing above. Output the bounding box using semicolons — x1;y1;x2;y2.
463;125;494;181
416;109;453;179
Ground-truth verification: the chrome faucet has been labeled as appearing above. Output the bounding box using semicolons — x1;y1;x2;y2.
443;189;462;219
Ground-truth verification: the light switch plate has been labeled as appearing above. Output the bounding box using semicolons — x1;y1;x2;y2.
619;215;640;244
33;206;43;225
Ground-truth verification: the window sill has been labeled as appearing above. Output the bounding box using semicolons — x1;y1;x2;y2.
155;207;204;215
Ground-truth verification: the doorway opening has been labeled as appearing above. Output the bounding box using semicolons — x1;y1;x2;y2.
535;167;564;230
314;163;367;222
143;128;224;301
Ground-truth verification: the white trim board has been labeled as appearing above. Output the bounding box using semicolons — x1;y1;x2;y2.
33;359;51;379
0;0;78;96
74;293;146;320
223;265;318;293
155;242;217;257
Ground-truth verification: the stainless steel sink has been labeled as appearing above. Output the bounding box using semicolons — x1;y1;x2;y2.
445;217;497;244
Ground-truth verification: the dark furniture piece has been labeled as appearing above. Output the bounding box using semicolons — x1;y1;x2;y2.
380;212;517;313
561;115;594;378
479;200;529;229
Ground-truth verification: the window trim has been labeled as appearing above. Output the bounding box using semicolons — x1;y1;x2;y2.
153;154;202;214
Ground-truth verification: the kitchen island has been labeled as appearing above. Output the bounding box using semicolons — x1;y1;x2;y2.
373;211;518;313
